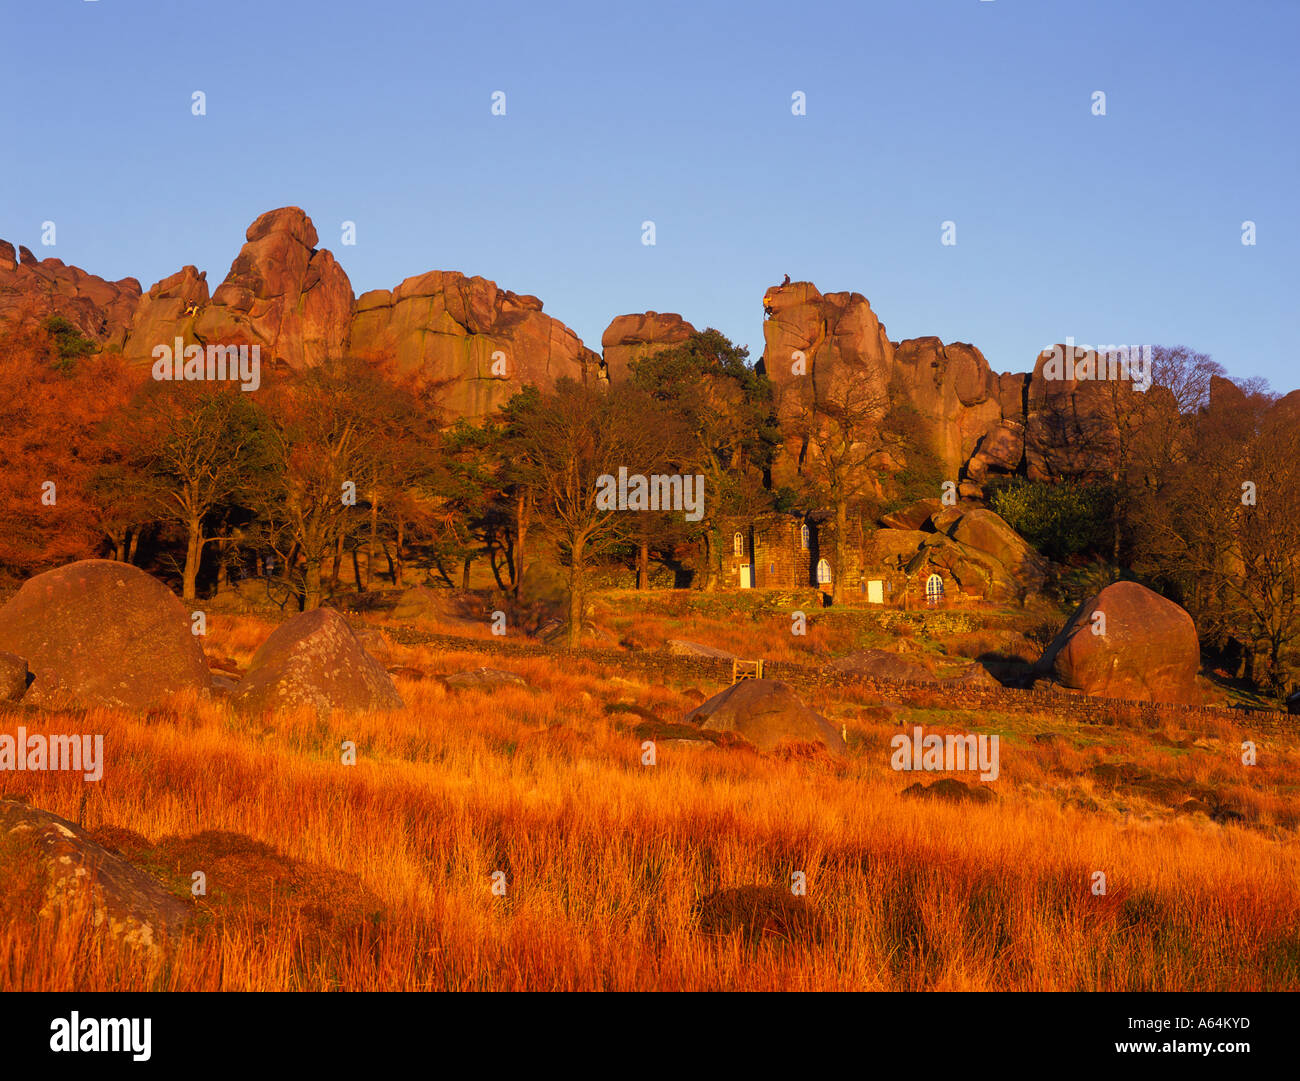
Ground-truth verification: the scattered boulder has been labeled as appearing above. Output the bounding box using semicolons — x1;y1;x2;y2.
901;778;995;804
0;560;213;710
942;662;1001;689
442;667;528;689
829;649;933;682
232;608;403;714
666;639;738;661
0;652;30;703
0;798;190;957
683;679;845;754
879;499;941;531
1033;581;1203;704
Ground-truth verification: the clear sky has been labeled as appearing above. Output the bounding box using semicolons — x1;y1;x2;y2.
2;0;1296;388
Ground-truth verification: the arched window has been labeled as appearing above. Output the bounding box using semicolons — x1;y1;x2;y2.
800;523;810;550
926;573;945;604
816;558;832;585
733;532;744;556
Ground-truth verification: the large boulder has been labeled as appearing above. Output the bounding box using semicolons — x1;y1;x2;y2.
946;508;1048;587
1034;581;1202;704
683;679;845;753
0;798;191;957
232;608;403;714
0;561;212;710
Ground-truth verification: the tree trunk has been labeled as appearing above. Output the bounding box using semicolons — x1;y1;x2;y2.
330;533;343;591
461;555;472;592
304;558;323;611
637;540;650;590
366;491;379;591
832;498;848;606
182;517;203;602
394;516;405;587
513;492;530;601
566;555;584;649
126;529;141;564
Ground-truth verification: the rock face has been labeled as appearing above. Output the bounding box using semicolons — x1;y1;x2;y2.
119;265;211;365
759;281;1002;482
122;207;354;370
0;798;191;956
601;312;696;383
0;561;212;710
1021;345;1127;483
350;270;597;418
683;679;845;753
233;608;404;714
1034;581;1202;704
0;240;141;344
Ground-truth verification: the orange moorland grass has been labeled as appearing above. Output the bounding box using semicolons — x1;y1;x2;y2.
1;615;1298;991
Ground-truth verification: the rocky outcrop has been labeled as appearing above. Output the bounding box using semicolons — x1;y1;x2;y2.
0;560;212;710
869;505;1048;601
123;207;355;370
0;240;141;344
1020;345;1127;482
350;270;597;418
759;281;1003;484
1034;581;1203;704
232;607;403;714
601;311;696;382
683;679;845;753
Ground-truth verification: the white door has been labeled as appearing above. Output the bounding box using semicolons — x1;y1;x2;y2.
739;564;752;589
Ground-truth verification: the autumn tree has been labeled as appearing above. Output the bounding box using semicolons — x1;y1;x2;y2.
629;329;777;590
0;305;127;579
254;357;432;610
501;380;665;646
104;380;269;601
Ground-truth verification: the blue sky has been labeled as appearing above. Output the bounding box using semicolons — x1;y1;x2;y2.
2;0;1296;388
